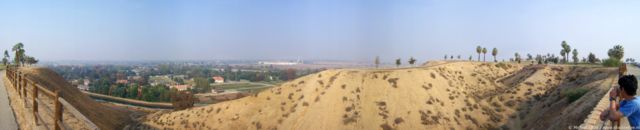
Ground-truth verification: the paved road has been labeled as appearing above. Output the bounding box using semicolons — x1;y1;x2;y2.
0;70;18;130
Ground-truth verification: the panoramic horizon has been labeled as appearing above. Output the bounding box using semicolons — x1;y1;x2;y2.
2;1;640;130
1;0;639;62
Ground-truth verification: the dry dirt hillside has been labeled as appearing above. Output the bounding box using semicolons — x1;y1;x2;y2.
18;67;133;130
134;62;616;130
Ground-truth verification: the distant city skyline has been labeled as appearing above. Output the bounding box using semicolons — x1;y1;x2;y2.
0;0;638;62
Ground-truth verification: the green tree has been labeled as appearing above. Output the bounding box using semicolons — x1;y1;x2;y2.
408;57;416;66
127;85;139;99
482;47;487;62
561;41;571;63
476;46;482;61
560;50;566;63
12;43;25;66
608;45;624;60
2;50;9;66
24;56;38;65
193;77;211;93
491;48;498;62
572;49;578;64
444;55;448;60
395;58;401;68
603;45;624;67
514;53;521;63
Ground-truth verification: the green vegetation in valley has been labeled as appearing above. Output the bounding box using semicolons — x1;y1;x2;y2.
563;88;589;103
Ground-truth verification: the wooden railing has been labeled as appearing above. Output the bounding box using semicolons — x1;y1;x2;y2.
6;67;98;130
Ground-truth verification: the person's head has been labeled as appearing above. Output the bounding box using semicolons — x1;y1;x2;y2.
618;75;638;97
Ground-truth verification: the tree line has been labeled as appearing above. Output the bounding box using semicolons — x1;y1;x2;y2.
373;41;628;68
2;42;39;66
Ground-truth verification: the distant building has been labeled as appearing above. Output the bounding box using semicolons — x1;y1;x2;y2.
170;85;192;91
211;88;225;94
258;60;303;66
77;79;91;91
116;79;129;84
77;85;89;91
212;76;225;83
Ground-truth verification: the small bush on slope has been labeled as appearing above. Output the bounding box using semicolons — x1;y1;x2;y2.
562;88;589;103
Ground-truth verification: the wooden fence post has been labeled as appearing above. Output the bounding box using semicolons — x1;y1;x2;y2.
32;82;38;123
17;73;21;97
54;90;63;130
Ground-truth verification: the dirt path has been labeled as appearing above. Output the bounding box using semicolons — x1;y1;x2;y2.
0;71;18;130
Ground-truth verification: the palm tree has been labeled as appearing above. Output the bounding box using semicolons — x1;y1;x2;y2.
476;46;482;61
2;50;8;66
482;48;487;62
491;48;498;62
560;50;566;63
572;49;578;64
588;52;597;64
4;50;9;61
561;41;571;63
514;53;521;63
374;56;380;68
12;43;24;66
408;57;416;66
395;58;401;68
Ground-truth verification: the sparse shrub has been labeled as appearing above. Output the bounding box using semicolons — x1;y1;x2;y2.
394;117;404;124
380;123;393;130
387;78;399;88
345;106;353;112
563;88;589;103
602;58;622;67
495;63;509;69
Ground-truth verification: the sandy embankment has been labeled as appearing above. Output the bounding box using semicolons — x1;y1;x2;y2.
133;61;616;130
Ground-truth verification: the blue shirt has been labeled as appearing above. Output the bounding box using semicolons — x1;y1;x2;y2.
620;97;640;130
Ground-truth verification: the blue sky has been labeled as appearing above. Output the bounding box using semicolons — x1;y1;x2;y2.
0;0;638;62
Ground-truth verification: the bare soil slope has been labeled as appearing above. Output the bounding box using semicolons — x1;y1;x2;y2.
19;67;133;130
135;62;616;130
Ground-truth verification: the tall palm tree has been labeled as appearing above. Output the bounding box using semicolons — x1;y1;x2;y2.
2;50;8;66
4;50;9;60
572;49;578;64
374;56;380;68
560;50;566;63
482;48;487;62
476;46;482;61
12;43;24;66
561;41;571;63
491;48;498;62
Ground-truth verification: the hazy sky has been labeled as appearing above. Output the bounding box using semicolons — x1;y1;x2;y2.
0;0;639;62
